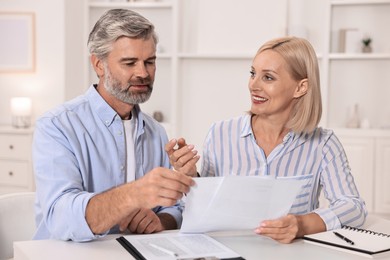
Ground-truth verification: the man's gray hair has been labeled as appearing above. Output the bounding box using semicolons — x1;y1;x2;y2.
87;9;158;60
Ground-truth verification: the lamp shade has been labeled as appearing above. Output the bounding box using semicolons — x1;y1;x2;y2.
10;97;32;116
10;97;32;128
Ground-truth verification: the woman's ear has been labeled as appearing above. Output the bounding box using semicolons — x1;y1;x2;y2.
294;78;308;98
91;54;104;78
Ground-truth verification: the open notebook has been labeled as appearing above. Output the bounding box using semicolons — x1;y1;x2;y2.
303;226;390;258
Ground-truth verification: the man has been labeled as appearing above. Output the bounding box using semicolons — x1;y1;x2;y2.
32;9;199;242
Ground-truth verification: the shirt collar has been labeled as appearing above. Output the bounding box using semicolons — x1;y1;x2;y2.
240;114;253;138
85;85;144;129
240;113;296;144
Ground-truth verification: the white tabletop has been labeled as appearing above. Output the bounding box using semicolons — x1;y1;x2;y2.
14;215;390;260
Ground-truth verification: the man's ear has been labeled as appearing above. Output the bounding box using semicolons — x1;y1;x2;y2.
91;54;104;78
294;78;308;98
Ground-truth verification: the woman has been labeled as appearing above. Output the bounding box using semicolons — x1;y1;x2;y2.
167;36;367;243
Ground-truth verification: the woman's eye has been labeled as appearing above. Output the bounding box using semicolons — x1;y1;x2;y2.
249;70;255;78
263;75;273;81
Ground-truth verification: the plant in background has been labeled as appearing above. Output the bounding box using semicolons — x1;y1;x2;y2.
362;37;371;47
362;37;372;53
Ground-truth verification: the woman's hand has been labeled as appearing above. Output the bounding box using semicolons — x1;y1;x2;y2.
254;213;326;244
165;138;200;177
254;214;299;243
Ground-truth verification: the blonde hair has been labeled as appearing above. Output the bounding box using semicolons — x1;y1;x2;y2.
256;36;322;133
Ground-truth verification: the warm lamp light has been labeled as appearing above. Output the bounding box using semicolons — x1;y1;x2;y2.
10;97;32;128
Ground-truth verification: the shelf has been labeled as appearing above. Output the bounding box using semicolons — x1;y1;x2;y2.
331;0;390;6
178;53;253;60
329;53;390;60
177;53;324;60
89;1;173;9
333;127;390;137
156;53;172;59
0;125;34;134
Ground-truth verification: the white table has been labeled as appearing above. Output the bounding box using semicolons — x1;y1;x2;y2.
14;216;390;260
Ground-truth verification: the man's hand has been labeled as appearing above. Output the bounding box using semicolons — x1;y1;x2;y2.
131;167;194;209
119;208;164;234
165;138;200;177
86;167;194;235
119;209;178;234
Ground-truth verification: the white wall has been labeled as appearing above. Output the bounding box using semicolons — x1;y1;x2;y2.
0;0;64;125
177;0;289;153
0;0;85;126
0;0;325;136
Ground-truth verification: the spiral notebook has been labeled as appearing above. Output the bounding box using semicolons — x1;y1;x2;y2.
303;226;390;258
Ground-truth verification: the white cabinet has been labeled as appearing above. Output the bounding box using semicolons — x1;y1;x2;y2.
296;0;390;216
335;131;375;212
322;0;390;128
335;129;390;215
292;0;390;129
375;138;390;214
0;127;34;194
325;1;390;217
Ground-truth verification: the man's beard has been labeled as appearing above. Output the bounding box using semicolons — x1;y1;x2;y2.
103;64;153;105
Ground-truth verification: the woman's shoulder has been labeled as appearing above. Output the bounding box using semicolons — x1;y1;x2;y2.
314;127;334;137
309;127;343;145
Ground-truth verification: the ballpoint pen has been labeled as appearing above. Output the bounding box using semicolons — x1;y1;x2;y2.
333;231;355;245
149;243;179;257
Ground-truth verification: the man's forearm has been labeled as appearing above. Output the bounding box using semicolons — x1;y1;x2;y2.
85;183;138;234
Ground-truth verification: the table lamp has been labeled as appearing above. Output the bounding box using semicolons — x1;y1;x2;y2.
10;97;32;128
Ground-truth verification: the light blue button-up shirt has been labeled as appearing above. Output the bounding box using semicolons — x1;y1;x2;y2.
32;85;181;241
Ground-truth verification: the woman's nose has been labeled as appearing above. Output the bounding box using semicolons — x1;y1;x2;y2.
249;78;261;91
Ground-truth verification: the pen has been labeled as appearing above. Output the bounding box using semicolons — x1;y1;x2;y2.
149;243;179;257
333;231;355;245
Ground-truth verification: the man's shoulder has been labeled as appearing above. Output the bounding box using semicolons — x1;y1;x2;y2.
42;95;88;118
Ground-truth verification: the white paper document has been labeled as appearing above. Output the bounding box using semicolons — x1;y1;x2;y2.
122;232;241;260
181;176;306;233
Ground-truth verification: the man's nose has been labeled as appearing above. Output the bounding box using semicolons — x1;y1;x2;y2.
134;63;148;78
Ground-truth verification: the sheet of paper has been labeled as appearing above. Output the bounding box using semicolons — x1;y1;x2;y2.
181;176;306;233
122;232;240;260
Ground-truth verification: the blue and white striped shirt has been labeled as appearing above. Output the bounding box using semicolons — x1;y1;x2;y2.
200;114;367;230
33;85;181;242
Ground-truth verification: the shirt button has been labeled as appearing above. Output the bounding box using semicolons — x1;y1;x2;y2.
105;120;110;125
117;131;122;135
120;165;125;171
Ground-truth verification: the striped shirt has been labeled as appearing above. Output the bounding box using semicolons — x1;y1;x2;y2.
200;114;367;230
